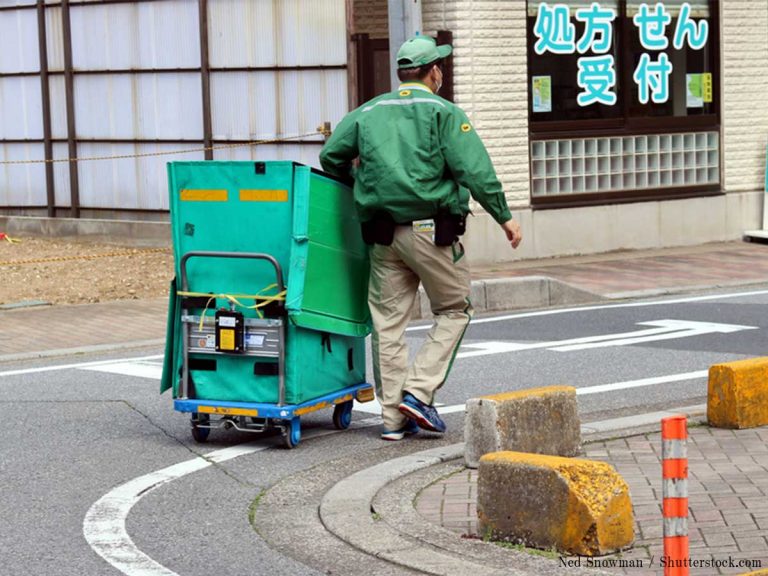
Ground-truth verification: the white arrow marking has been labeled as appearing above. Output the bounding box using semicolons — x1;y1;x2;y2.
458;319;757;358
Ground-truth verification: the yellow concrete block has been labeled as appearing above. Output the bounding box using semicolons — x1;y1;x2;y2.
708;358;768;429
478;451;634;556
465;386;581;468
479;385;576;403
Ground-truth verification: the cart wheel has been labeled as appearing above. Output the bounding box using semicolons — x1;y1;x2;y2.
282;417;301;449
333;400;353;430
191;413;210;443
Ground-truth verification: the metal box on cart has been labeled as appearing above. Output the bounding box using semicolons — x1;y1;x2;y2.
161;161;374;447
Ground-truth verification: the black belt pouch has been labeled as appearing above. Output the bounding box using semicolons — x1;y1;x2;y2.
361;212;396;246
433;213;466;247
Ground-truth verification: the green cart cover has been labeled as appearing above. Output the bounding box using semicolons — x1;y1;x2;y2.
161;161;370;405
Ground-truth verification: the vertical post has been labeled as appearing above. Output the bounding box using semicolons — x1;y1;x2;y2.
198;0;213;160
345;0;358;111
662;415;689;576
387;0;422;90
37;0;55;217
61;0;80;218
436;30;454;103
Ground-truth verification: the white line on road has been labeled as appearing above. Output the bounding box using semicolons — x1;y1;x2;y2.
406;288;768;331
83;418;382;576
0;354;163;378
574;370;708;395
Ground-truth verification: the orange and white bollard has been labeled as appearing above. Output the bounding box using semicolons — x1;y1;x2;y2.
662;415;689;575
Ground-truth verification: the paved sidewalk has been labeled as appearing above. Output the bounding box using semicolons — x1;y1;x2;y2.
473;241;768;297
416;425;768;575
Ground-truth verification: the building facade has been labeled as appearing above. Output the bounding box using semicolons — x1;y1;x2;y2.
1;1;766;264
353;0;767;263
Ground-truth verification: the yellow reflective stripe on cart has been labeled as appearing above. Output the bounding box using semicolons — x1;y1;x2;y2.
180;189;228;202
240;189;288;202
294;394;355;416
198;406;259;417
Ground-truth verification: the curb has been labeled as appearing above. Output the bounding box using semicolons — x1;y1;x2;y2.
412;276;603;320
319;405;710;576
0;215;171;248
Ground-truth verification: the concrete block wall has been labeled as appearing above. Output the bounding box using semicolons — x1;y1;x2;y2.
721;1;768;195
423;1;530;209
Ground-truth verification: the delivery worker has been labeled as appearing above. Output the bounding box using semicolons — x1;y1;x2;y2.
320;35;522;441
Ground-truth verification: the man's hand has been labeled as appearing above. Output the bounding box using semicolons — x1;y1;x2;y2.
501;219;522;249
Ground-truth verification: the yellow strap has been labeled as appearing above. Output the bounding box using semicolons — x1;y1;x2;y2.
177;288;287;326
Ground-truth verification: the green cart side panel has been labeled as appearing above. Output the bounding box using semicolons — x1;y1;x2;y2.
182;323;365;404
160;278;179;395
294;170;370;329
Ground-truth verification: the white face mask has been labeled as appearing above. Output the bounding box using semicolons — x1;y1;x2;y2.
434;67;443;94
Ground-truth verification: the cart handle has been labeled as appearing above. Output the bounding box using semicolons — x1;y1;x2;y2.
180;251;285;295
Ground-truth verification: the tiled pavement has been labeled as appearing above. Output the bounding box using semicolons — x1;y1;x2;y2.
472;241;768;296
416;426;768;575
0;297;168;359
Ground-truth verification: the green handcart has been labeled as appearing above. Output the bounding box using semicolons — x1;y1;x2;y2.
161;161;374;448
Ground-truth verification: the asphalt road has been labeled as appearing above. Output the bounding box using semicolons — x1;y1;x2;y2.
1;287;767;576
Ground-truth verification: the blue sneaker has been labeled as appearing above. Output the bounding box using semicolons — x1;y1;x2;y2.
398;393;446;433
380;419;420;441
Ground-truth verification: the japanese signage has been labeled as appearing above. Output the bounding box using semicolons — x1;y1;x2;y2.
532;2;710;107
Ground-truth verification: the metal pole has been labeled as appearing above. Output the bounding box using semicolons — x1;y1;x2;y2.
387;0;422;90
662;415;689;576
198;0;213;160
36;0;55;217
61;0;80;218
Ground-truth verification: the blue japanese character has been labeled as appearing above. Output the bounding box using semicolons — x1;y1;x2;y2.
633;52;673;104
575;2;616;54
534;3;576;55
633;3;671;50
577;55;617;107
673;2;709;50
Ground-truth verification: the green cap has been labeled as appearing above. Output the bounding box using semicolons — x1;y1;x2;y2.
396;35;452;70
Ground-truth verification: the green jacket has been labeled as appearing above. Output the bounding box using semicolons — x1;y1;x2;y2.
319;82;512;225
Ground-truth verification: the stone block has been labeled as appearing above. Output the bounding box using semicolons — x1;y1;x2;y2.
708;357;768;429
464;386;581;468
478;452;634;556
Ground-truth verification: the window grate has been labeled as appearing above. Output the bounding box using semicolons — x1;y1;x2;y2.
530;131;719;197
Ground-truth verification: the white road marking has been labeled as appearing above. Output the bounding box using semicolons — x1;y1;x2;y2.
458;319;757;358
574;370;708;395
406;288;768;332
0;355;164;378
82;361;164;380
83;418;382;576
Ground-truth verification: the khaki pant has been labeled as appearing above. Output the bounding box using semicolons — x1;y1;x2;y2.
368;225;473;431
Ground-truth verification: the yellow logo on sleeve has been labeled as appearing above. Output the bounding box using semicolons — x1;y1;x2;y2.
399;90;412;97
461;123;472;133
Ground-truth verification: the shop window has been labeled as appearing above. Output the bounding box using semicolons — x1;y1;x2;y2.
527;1;720;207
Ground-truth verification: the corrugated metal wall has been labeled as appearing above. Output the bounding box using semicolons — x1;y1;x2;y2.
0;0;348;216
